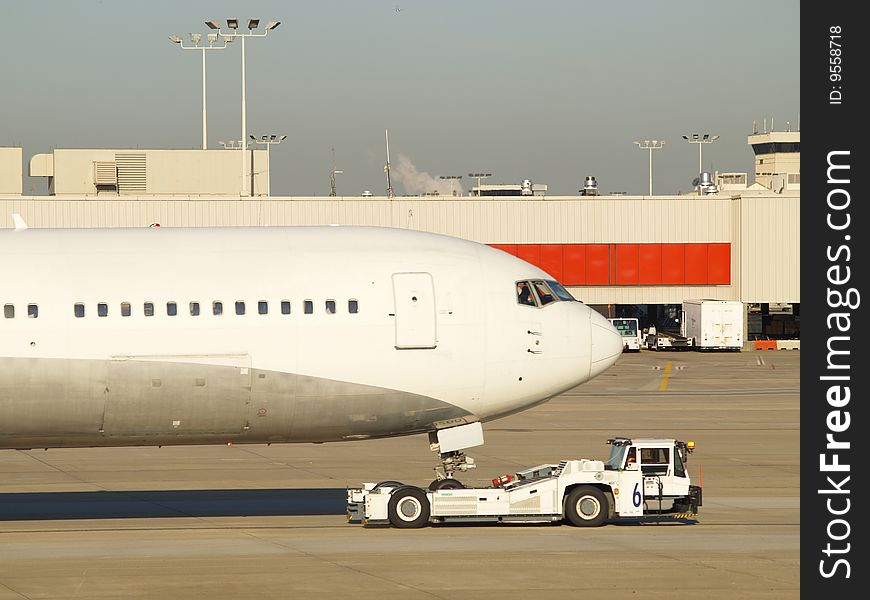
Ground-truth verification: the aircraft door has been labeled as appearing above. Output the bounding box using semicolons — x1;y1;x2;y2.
392;272;437;349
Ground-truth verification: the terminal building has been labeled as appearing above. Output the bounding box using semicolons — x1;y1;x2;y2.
0;130;799;344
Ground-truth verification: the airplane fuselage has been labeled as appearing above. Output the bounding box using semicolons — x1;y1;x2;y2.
0;226;622;449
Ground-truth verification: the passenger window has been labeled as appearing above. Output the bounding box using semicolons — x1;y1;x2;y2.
516;281;537;307
213;301;223;316
235;301;245;315
325;300;336;314
144;302;155;317
532;281;555;306
304;300;313;314
3;304;13;319
281;300;291;315
98;303;109;317
190;302;200;316
348;299;359;314
121;302;131;317
28;304;38;318
258;301;268;315
167;302;177;316
74;303;85;318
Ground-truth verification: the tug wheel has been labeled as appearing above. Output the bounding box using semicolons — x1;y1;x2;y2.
372;480;404;490
388;487;430;529
564;486;608;527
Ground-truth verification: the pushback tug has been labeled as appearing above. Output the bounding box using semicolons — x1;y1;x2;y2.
347;437;702;528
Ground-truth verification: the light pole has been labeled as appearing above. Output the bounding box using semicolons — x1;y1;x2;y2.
468;172;491;196
439;175;462;196
633;140;665;196
329;148;343;197
250;134;286;196
682;133;720;176
168;32;232;149
206;18;280;196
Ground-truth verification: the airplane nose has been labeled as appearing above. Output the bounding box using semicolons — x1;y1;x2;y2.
589;310;624;378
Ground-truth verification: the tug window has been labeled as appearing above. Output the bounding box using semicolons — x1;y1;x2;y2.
213;301;223;316
190;302;200;316
144;302;155;317
531;280;556;306
121;302;131;317
348;299;359;314
3;304;13;319
325;299;336;314
516;281;537;307
74;303;85;318
28;304;38;319
167;302;178;316
304;300;313;314
98;303;109;317
235;301;245;315
674;450;686;478
640;447;670;476
280;300;291;315
258;301;268;315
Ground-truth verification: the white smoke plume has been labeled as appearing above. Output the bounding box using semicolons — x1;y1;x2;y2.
391;154;465;196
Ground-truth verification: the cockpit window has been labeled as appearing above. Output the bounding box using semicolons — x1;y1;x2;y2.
531;280;556;306
516;281;537;307
517;279;578;307
547;280;577;302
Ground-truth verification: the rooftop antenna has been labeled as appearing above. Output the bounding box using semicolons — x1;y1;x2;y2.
385;129;394;199
329;147;343;197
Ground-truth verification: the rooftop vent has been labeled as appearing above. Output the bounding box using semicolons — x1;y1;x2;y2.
581;176;599;196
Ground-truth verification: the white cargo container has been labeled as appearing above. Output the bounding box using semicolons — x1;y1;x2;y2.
681;299;744;351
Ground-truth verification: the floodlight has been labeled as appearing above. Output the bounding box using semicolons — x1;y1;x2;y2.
205;20;220;30
168;35;182;43
266;21;280;30
250;135;257;140
279;135;287;141
227;18;239;29
248;19;260;30
223;35;234;43
190;33;202;44
207;33;218;44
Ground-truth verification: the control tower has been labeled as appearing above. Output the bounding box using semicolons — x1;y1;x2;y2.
747;129;800;191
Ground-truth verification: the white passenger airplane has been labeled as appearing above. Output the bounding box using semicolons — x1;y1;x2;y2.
0;225;622;484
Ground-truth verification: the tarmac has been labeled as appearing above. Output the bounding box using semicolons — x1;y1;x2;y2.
0;349;799;599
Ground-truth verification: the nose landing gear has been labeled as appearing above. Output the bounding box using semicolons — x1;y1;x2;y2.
427;421;484;492
429;450;474;490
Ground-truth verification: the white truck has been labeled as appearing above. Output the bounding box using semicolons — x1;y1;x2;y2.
681;299;744;351
608;317;642;352
347;437;702;528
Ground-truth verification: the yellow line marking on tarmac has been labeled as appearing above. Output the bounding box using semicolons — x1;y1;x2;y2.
658;361;673;391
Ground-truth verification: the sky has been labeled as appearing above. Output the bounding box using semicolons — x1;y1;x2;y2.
2;0;800;197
